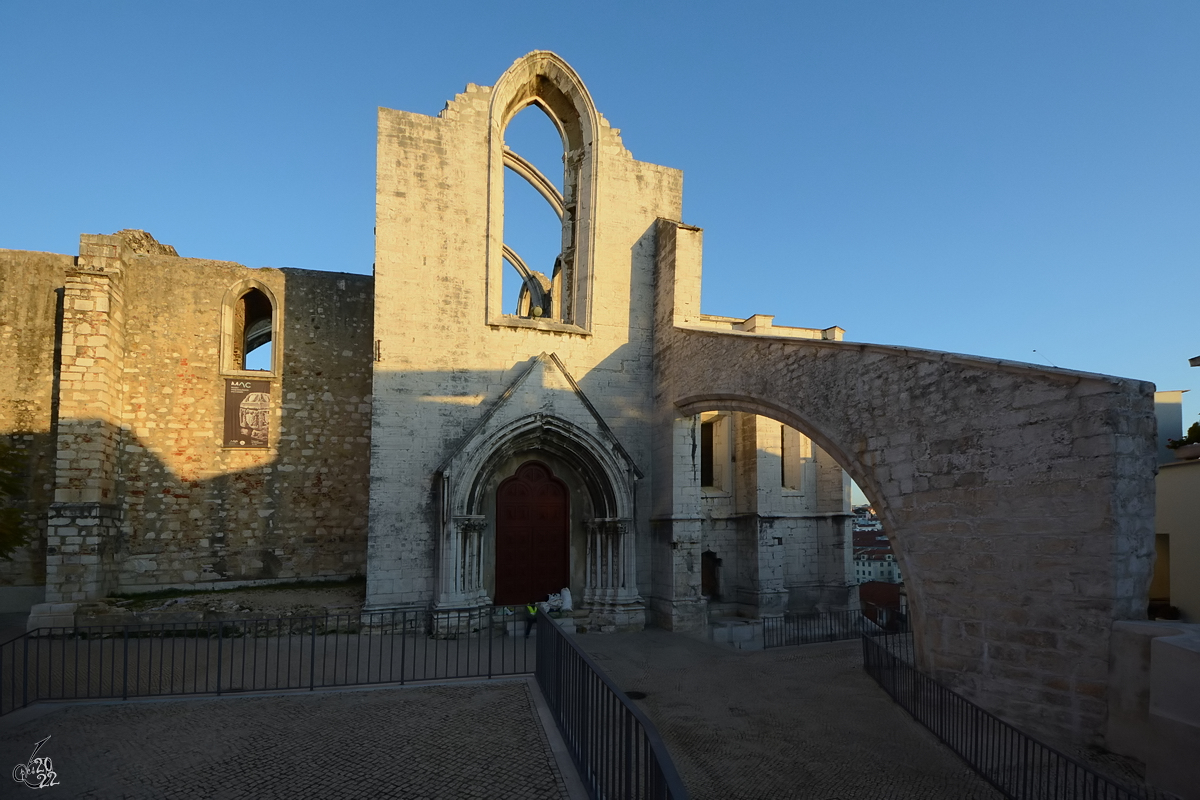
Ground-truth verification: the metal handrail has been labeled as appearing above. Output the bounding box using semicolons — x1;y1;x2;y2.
0;606;536;716
763;603;908;648
862;633;1159;800
536;617;689;800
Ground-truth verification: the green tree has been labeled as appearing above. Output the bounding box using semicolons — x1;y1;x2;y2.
0;441;31;560
1167;421;1200;450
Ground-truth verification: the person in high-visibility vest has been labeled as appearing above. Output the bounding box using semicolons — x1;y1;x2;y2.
524;602;538;638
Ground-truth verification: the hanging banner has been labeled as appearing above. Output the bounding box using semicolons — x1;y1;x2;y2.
223;378;271;448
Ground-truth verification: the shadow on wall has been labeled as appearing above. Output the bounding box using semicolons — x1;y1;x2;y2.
4;421;370;601
1;349;649;602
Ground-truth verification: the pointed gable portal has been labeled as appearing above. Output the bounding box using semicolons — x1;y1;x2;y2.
370;50;682;633
430;353;643;619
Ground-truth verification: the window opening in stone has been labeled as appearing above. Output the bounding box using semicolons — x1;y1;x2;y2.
699;414;731;492
502;103;574;321
701;420;715;487
505;106;564;194
701;550;721;600
780;425;809;492
234;288;273;371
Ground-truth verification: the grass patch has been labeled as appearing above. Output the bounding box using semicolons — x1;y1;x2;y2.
107;575;366;602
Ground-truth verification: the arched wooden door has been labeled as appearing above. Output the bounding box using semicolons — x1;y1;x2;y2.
494;461;570;605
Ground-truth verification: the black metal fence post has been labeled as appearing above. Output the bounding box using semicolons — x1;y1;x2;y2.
532;615;689;800
215;621;223;696
122;624;129;701
309;617;316;691
22;633;29;709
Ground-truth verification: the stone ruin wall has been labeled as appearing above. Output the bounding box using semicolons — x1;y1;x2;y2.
367;66;683;611
0;249;70;594
112;254;374;592
0;236;374;601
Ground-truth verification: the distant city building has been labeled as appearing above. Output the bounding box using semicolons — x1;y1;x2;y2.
852;509;901;585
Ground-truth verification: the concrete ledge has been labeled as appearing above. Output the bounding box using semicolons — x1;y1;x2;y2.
1148;626;1200;799
26;602;78;631
708;617;763;650
1107;620;1200;799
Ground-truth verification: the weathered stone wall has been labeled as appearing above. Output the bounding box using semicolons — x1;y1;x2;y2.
653;219;1157;745
112;254;373;592
5;234;373;603
0;249;70;599
368;52;682;611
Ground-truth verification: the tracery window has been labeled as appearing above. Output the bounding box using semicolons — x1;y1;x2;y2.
502;106;566;319
488;52;598;332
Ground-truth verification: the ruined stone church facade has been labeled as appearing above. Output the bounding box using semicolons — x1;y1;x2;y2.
0;53;1165;749
1;52;858;633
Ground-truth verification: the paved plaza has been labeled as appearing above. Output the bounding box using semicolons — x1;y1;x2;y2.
575;631;1002;800
0;678;577;800
0;626;1014;799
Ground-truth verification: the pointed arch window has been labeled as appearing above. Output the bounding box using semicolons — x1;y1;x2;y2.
487;52;599;333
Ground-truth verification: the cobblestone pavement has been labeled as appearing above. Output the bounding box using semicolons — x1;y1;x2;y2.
0;679;572;799
575;630;1003;800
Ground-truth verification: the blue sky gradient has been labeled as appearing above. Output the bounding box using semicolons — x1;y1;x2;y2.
2;1;1197;427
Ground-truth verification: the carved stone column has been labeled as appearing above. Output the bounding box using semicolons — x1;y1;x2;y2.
435;515;489;609
583;518;644;631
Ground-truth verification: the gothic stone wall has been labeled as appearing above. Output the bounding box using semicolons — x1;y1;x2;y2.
653;220;1157;746
368;58;682;610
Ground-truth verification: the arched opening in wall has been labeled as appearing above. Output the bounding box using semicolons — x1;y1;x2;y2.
681;408;901;623
235;288;273;371
501;104;572;321
448;412;640;621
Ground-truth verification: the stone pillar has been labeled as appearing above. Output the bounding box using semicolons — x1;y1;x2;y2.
430;515;490;636
582;518;645;631
648;409;707;631
813;446;855;610
40;234;129;610
738;518;788;617
435;515;489;609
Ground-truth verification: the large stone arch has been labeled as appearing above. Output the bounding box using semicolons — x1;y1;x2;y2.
654;219;1157;746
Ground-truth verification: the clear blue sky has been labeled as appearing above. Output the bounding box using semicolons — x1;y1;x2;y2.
2;2;1197;429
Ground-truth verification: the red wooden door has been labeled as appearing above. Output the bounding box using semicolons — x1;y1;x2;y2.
494;461;570;605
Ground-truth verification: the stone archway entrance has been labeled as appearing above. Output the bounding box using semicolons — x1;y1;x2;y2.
494;461;570;605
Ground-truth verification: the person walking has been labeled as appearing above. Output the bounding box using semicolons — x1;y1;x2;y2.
524;602;538;638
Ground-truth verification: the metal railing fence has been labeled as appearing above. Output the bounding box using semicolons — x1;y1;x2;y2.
763;603;908;648
862;633;1156;800
536;617;689;800
0;606;536;716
